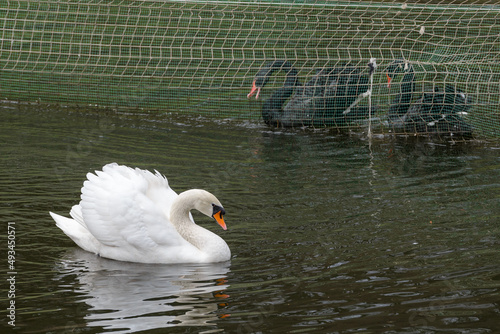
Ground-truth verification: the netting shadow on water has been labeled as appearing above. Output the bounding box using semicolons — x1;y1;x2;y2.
1;0;499;138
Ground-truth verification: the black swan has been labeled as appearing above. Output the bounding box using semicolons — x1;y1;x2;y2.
386;59;473;137
248;60;375;127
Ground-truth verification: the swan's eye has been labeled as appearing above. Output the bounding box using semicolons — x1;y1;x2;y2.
212;204;225;217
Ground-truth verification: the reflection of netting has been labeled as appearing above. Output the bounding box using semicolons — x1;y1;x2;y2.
0;1;499;137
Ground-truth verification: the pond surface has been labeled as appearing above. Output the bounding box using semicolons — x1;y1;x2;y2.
1;103;499;333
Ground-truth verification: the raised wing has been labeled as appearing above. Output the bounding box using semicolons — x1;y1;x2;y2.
79;163;188;252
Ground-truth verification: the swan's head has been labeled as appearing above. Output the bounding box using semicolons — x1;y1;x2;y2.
247;79;262;99
247;60;298;99
247;68;273;99
386;59;412;88
190;190;227;230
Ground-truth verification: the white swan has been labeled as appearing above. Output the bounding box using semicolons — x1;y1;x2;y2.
49;163;231;264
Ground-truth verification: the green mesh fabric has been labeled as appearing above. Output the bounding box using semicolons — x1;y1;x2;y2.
1;0;499;137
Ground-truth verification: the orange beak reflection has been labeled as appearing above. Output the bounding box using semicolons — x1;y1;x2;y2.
213;210;227;230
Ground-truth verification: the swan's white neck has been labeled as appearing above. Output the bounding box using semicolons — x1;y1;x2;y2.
169;190;225;256
170;189;203;232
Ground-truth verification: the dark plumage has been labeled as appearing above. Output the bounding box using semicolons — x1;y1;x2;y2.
248;60;374;127
386;59;473;137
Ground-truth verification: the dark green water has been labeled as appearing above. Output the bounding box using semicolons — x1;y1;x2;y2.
1;103;499;333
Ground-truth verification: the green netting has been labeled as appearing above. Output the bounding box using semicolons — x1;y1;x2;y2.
1;0;499;137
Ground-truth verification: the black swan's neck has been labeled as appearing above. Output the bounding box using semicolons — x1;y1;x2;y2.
262;85;296;125
259;61;301;125
263;85;295;110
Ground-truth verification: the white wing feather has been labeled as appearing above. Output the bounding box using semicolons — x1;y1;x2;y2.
79;163;190;252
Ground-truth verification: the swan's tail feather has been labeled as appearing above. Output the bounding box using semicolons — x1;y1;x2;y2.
69;205;86;227
50;211;100;255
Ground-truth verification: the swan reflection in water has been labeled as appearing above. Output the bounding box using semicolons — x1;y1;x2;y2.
56;249;231;333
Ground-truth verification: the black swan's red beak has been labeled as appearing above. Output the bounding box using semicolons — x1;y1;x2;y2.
247;80;261;99
386;72;392;88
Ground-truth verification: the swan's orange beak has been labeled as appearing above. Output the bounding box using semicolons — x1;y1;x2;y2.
386;72;392;88
213;210;227;230
247;80;261;99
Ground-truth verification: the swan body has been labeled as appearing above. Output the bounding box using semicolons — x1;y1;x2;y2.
248;60;374;127
50;163;231;264
386;59;473;137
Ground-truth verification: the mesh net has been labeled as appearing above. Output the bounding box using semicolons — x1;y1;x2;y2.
1;0;499;137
